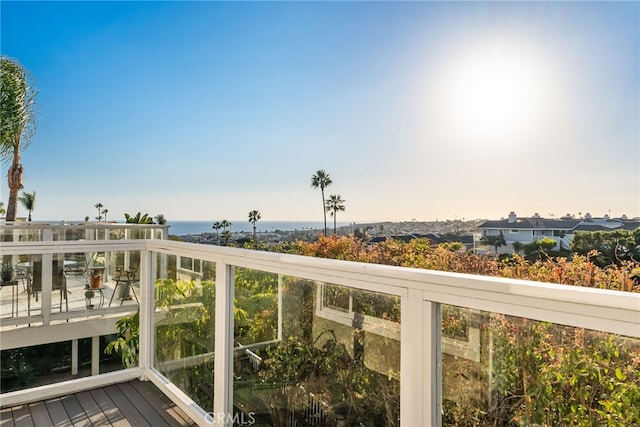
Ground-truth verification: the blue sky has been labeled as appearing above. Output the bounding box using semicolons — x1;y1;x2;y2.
1;1;638;222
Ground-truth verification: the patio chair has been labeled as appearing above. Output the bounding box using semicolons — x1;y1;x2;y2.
28;260;69;315
14;264;29;292
108;262;139;307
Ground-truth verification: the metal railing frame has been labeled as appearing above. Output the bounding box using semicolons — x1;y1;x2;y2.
0;237;638;426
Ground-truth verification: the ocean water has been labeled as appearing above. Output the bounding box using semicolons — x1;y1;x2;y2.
168;220;350;236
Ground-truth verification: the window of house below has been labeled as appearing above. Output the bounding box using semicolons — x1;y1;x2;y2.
509;229;519;233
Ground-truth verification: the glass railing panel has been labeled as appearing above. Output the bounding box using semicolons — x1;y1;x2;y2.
1;249;143;322
1;334;129;393
53;225;86;241
0;226;42;242
1;252;31;320
153;253;215;412
108;227;126;241
234;268;279;347
8;254;69;322
233;277;401;426
1;249;144;319
441;304;640;426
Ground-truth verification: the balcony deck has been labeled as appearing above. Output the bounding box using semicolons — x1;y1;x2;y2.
0;380;196;427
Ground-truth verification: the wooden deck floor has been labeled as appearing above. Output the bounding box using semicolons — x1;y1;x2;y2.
0;380;197;427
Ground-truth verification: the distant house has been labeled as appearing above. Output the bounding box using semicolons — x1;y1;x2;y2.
368;232;478;252
478;211;640;253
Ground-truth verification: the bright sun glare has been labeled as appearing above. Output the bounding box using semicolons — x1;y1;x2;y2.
439;41;548;141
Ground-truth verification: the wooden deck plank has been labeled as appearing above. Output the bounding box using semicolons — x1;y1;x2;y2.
116;382;170;427
75;390;111;427
88;387;131;427
0;407;15;427
152;385;197;426
9;405;32;427
26;401;52;427
120;381;177;426
43;399;72;427
60;394;92;427
129;380;195;427
2;380;196;427
103;384;151;427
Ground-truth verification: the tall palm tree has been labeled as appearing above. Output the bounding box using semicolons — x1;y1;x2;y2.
325;194;346;235
311;170;332;236
248;210;261;242
0;202;5;218
103;208;109;222
212;221;223;245
1;56;39;222
18;190;35;221
95;203;103;222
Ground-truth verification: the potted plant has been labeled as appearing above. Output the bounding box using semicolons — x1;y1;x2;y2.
1;263;13;281
85;288;96;309
89;268;103;288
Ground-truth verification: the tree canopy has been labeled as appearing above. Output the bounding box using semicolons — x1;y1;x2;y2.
571;229;640;267
1;56;39;221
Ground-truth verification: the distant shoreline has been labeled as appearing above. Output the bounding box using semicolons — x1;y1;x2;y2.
168;220;350;236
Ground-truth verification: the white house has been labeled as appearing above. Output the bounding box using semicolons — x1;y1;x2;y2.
478;211;639;253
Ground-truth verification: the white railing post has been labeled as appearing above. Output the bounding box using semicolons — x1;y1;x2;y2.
424;300;442;426
41;253;53;325
72;339;78;375
91;336;100;375
277;274;283;341
401;288;425;426
214;263;234;424
139;249;152;375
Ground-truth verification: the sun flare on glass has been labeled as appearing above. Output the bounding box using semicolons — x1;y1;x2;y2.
441;43;546;140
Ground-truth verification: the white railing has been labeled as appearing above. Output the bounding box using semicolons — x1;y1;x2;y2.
0;237;639;427
0;220;170;241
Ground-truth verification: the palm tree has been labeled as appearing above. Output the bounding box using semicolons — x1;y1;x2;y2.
248;210;261;242
95;203;104;222
18;191;35;221
212;221;223;245
1;56;39;222
102;208;109;222
221;230;232;246
155;214;167;225
325;194;346;235
311;170;332;236
0;202;5;218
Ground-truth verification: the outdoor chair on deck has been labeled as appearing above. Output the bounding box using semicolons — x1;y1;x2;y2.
28;260;69;315
14;264;29;292
109;263;139;307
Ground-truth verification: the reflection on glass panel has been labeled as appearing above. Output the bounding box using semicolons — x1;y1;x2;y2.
234;268;279;347
322;284;349;312
16;254;71;319
54;226;86;241
1;253;31;319
234;277;400;426
108;228;125;241
1;334;129;393
441;305;640;426
0;227;42;242
153;254;215;412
